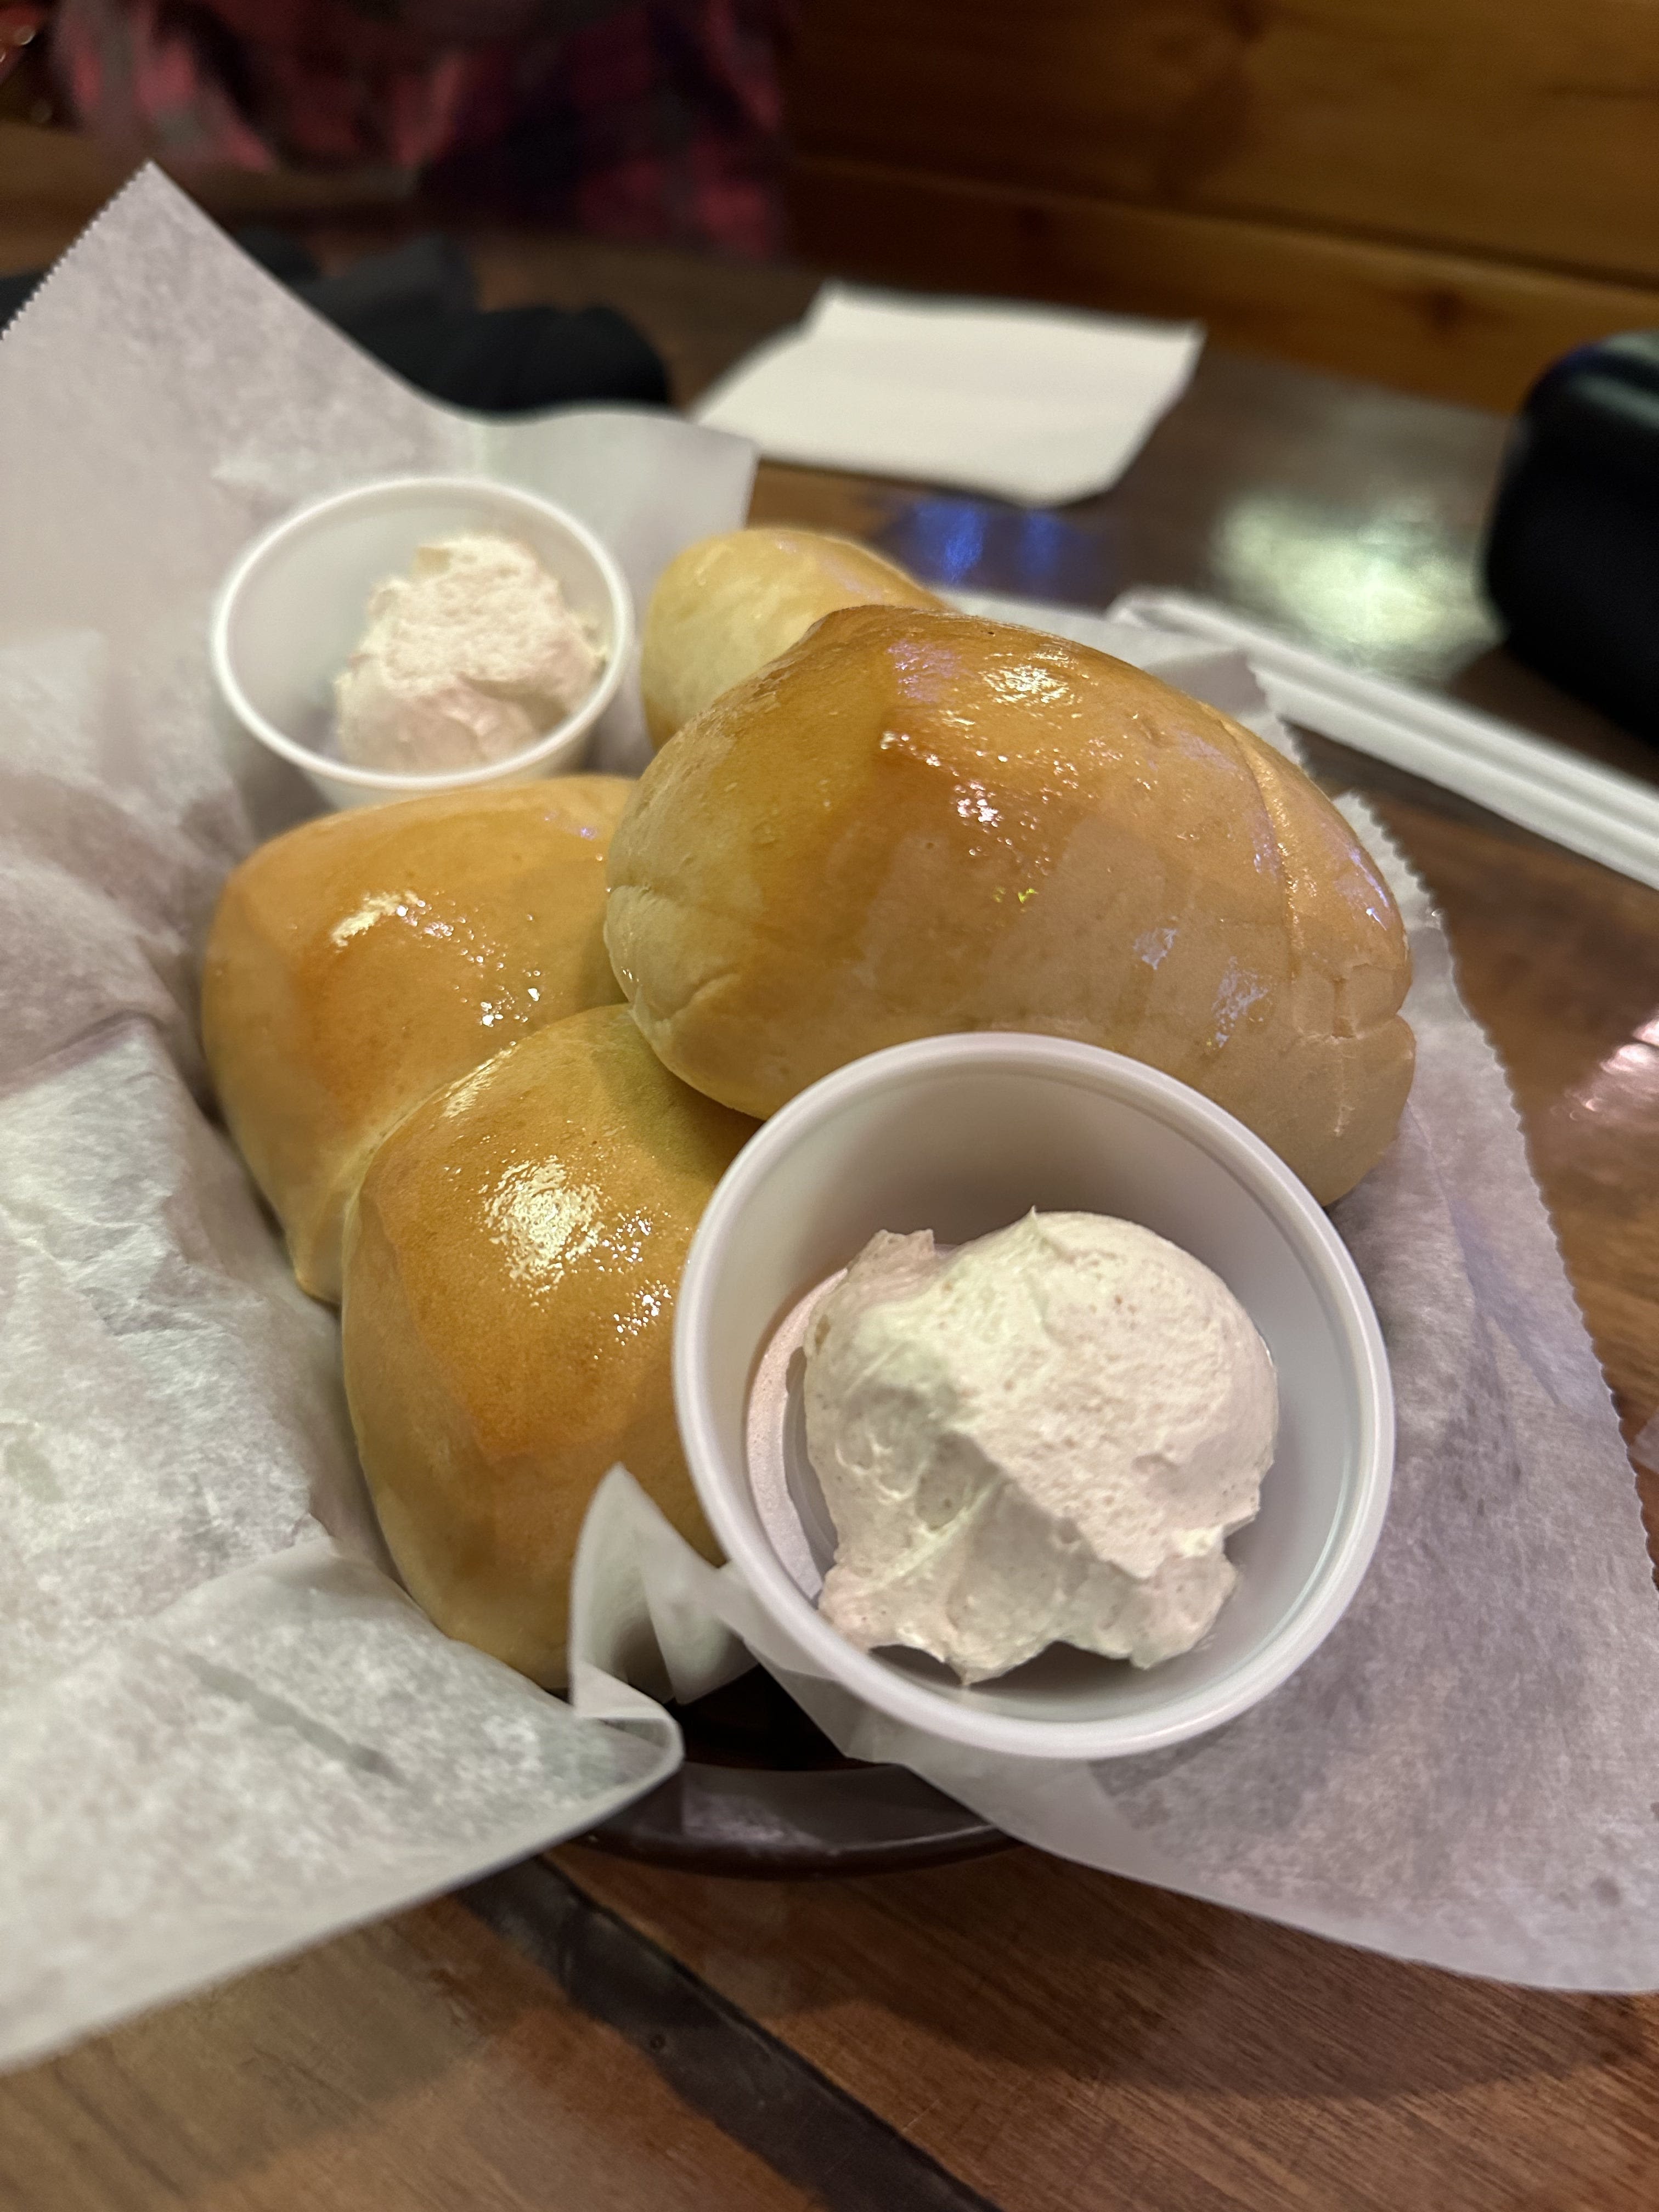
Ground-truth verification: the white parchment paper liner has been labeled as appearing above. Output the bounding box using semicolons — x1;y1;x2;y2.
573;605;1659;1994
0;170;754;2073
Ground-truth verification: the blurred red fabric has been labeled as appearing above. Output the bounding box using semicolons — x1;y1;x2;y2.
51;0;791;252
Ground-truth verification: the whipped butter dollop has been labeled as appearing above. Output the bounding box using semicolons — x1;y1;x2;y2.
802;1212;1277;1682
334;531;602;773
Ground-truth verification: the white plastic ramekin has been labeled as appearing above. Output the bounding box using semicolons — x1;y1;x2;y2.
210;474;632;811
674;1033;1394;1761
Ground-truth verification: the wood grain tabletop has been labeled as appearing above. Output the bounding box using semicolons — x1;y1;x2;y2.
2;210;1657;2212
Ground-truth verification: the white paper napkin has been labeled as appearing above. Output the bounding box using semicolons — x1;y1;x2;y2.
0;168;756;2074
693;283;1203;507
569;605;1659;1995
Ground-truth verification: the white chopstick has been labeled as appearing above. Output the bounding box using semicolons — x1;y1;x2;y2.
1113;589;1659;894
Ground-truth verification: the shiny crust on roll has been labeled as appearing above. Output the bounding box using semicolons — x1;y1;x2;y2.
201;776;630;1304
640;526;943;749
606;607;1414;1204
341;1005;754;1688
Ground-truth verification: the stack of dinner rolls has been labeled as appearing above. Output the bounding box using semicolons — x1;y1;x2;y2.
204;526;1412;1687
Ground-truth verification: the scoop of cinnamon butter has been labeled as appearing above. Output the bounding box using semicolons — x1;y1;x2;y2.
335;531;601;772
803;1212;1278;1682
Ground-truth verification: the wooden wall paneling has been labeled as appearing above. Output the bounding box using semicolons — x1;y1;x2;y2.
0;118;409;263
785;1;1659;403
1192;0;1659;283
788;1;1659;283
788;158;1659;410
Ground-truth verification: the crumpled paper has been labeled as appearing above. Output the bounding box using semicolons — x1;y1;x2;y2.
572;600;1659;1994
0;168;754;2073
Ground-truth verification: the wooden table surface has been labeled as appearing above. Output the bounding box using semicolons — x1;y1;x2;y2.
3;215;1658;2212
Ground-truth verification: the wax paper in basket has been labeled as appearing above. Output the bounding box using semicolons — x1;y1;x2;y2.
574;601;1659;1994
0;168;757;2073
7;159;1658;2084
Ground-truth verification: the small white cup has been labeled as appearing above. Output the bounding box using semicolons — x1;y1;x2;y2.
210;474;633;811
674;1034;1394;1761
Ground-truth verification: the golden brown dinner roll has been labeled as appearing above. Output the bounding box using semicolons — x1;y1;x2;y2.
607;608;1414;1204
640;526;943;748
202;776;630;1304
341;1005;754;1688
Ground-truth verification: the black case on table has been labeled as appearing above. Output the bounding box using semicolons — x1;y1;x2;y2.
1485;332;1659;741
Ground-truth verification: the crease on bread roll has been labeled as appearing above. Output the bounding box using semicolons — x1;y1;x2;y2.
341;1005;755;1688
641;525;943;748
201;776;631;1304
606;606;1414;1204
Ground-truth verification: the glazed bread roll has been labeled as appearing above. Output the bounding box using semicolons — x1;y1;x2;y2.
202;776;630;1303
641;526;943;748
341;1005;754;1688
607;608;1414;1204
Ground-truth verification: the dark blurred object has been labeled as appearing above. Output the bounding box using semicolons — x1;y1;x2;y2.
0;5;60;123
0;223;670;410
49;0;792;255
255;227;673;411
0;266;32;321
1485;334;1659;741
424;0;794;256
